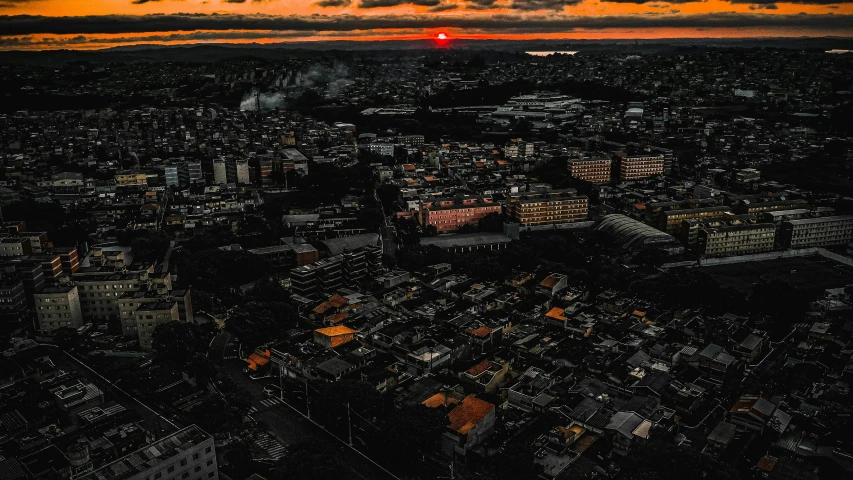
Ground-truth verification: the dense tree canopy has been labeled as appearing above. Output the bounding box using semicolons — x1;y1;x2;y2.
226;301;297;352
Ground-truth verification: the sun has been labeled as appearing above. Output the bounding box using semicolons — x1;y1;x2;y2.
436;33;448;40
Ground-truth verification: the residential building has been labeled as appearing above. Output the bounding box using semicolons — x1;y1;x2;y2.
81;425;217;480
506;189;588;226
658;206;731;236
421;195;502;233
0;275;27;323
619;154;664;182
779;215;853;248
568;157;611;184
135;302;179;350
114;172;147;186
179;161;203;186
0;237;31;257
697;223;776;257
34;284;84;332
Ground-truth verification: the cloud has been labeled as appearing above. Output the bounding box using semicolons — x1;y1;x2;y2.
749;3;778;8
428;3;459;10
600;0;703;3
509;0;583;10
2;12;853;36
730;0;852;3
315;0;352;6
358;0;440;7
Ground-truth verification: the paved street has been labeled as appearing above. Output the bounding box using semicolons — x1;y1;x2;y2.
209;332;397;480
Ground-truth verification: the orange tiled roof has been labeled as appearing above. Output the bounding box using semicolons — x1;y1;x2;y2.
313;301;333;314
328;294;348;308
403;164;416;171
540;276;559;288
465;360;491;377
423;392;460;409
245;349;271;371
315;326;357;337
467;326;492;338
756;457;777;472
546;307;568;322
448;396;494;435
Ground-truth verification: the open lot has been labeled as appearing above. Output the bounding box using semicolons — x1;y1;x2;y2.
703;255;853;296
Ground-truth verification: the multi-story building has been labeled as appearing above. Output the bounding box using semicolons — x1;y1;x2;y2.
0;237;31;257
0;275;27;324
34;284;84;332
212;160;228;185
179;161;203;186
114;172;148;186
32;254;64;285
228;159;251;185
506;189;588;226
163;165;180;187
290;245;382;299
568;157;611;184
697;224;776;257
81;425;218;480
779;215;853;249
73;272;147;322
619;154;664;182
136;301;180;350
56;246;81;274
658;206;731;236
421;195;502;233
250;158;272;185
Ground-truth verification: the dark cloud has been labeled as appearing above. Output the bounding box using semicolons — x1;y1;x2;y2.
2;12;853;36
601;0;704;3
749;3;778;8
130;0;162;4
428;3;459;10
730;0;851;3
509;0;582;10
315;0;352;6
358;0;440;7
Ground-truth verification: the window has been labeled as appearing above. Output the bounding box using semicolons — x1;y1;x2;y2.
182;473;189;479
154;474;162;480
195;466;202;473
193;453;199;460
205;447;212;454
181;459;188;467
168;466;175;473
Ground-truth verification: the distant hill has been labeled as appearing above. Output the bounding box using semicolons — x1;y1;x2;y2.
0;37;851;64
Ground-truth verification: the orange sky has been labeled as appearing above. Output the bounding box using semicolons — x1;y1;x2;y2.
1;0;852;50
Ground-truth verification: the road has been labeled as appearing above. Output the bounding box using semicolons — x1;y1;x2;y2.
209;332;397;480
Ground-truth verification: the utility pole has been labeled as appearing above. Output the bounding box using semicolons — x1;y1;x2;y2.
305;380;310;419
347;402;353;446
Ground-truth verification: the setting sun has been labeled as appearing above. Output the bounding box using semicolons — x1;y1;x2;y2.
437;33;447;41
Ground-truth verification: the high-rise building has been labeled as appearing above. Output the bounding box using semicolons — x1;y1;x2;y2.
178;161;203;187
163;165;180;187
568;157;611;184
212;160;228;185
227;159;251;185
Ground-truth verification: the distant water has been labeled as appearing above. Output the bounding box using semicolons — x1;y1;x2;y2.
526;51;578;57
826;49;851;54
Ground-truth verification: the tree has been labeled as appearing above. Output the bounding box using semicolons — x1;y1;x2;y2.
151;321;216;367
477;212;504;233
178;249;271;290
126;230;171;262
226;301;297;352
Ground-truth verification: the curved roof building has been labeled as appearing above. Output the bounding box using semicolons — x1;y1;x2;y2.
595;214;678;251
